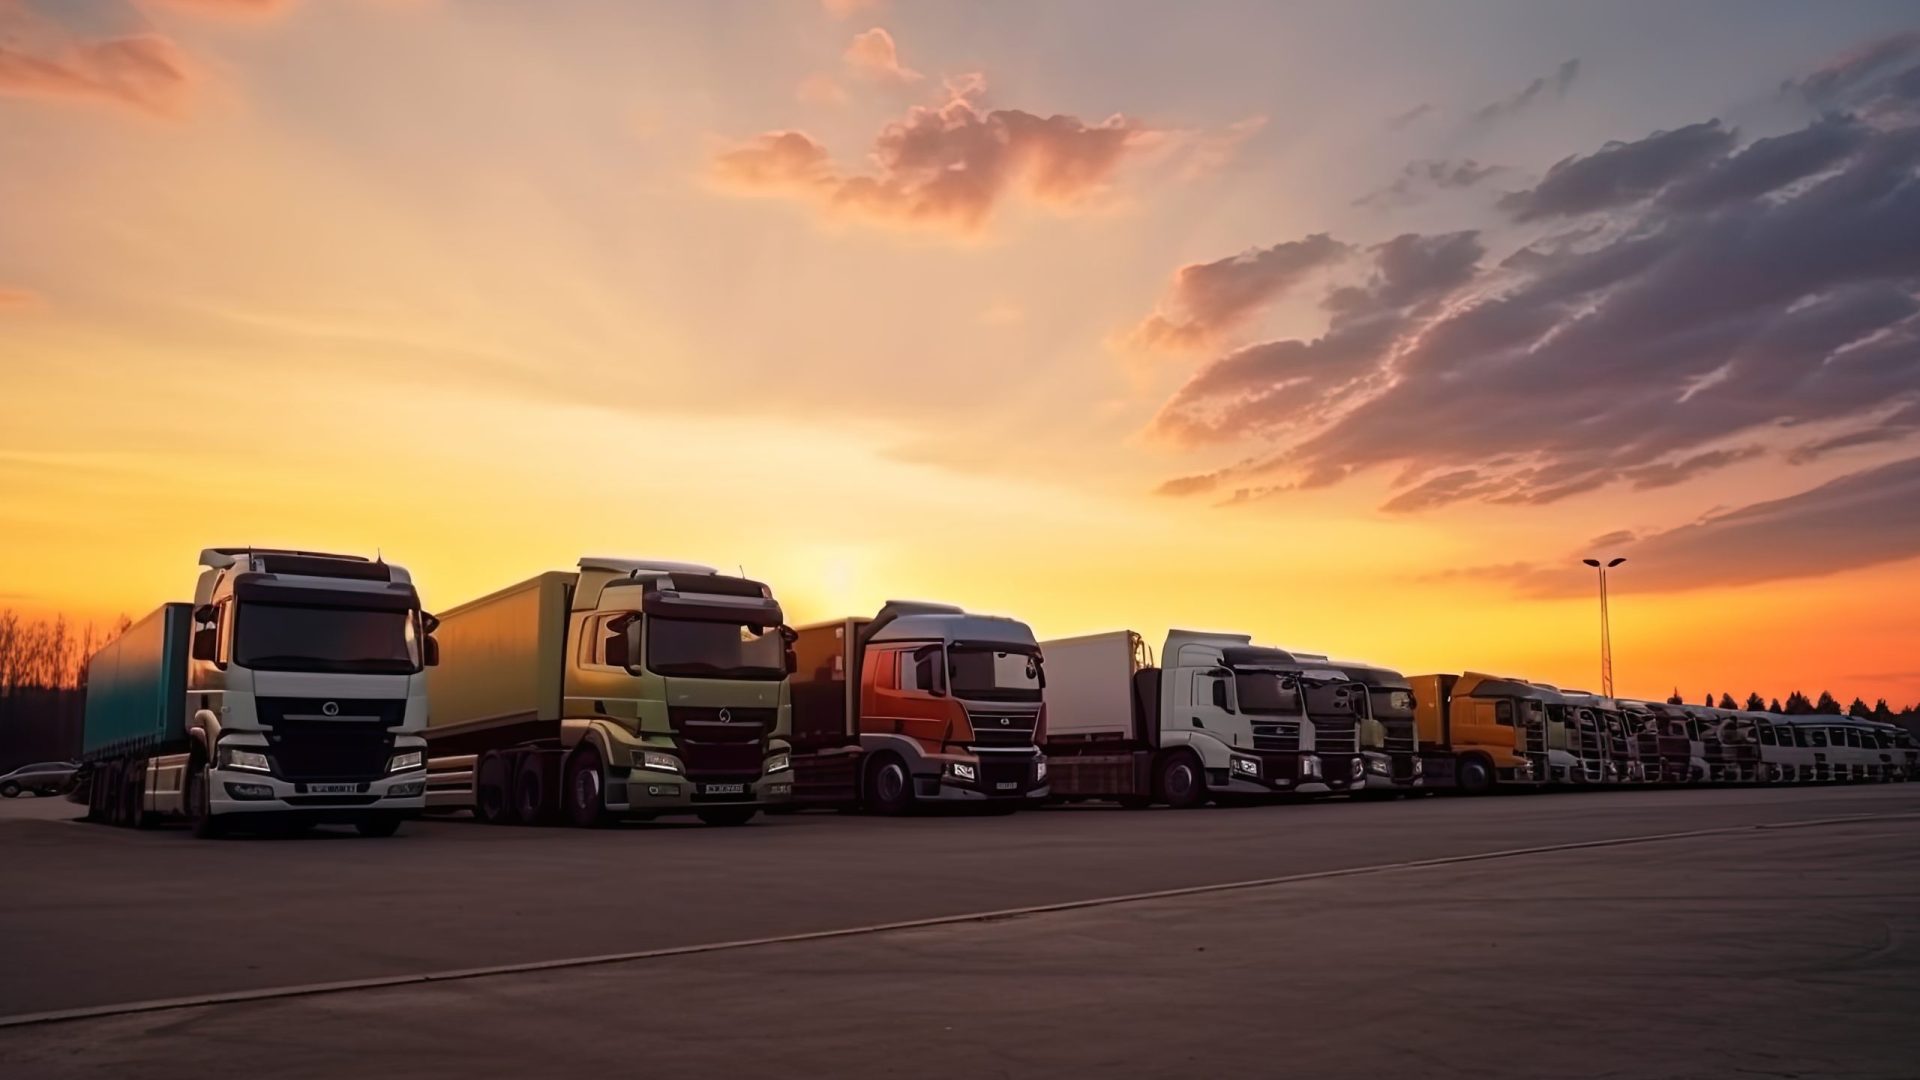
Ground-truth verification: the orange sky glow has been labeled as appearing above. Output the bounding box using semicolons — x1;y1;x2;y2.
4;0;1920;706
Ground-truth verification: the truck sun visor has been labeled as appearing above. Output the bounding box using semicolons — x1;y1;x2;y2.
642;589;785;626
232;575;421;611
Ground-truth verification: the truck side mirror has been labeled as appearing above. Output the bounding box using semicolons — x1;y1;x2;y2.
423;636;440;667
191;604;218;662
421;612;441;635
781;625;798;676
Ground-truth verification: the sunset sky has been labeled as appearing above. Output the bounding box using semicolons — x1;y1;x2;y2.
3;0;1919;705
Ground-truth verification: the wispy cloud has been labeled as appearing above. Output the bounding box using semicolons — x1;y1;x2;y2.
843;27;920;83
1126;233;1348;352
0;286;45;311
1472;59;1580;124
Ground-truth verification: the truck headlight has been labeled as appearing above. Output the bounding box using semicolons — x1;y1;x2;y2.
637;751;681;774
1367;757;1390;775
387;750;425;774
1351;758;1366;780
1301;755;1321;778
764;753;791;774
1230;755;1261;778
1035;760;1048;781
218;746;271;774
1412;758;1424;775
946;762;977;783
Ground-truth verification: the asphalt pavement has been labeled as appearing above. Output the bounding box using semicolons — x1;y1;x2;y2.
1;785;1915;1078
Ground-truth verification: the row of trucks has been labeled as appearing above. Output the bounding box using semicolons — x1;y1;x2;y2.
74;550;1920;837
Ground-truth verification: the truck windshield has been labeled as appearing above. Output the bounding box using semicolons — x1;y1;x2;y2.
1233;671;1301;715
646;617;784;679
947;644;1043;702
234;603;421;674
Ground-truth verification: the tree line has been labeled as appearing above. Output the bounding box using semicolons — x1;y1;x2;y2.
1663;687;1920;722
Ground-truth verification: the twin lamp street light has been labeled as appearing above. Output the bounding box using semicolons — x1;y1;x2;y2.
1582;556;1626;697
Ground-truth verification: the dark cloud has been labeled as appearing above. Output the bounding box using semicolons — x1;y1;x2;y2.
1783;30;1920;109
1354;158;1505;209
1128;234;1348;351
1472;59;1580;124
713;79;1155;235
1525;456;1920;595
1153;232;1484;445
1385;103;1433;130
1149;38;1920;516
1499;121;1738;221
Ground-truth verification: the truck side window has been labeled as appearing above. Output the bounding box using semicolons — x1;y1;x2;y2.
1494;701;1514;726
1758;725;1775;746
1211;679;1229;710
215;597;234;667
897;645;942;695
601;616;631;670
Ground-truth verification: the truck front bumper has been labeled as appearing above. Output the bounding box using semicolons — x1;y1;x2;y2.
210;767;427;815
610;768;795;812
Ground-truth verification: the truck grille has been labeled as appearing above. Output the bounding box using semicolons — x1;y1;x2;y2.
1522;720;1547;754
966;709;1039;749
668;706;774;781
1312;719;1358;754
1253;720;1301;752
256;698;404;783
264;720;395;783
1382;721;1416;754
976;757;1033;796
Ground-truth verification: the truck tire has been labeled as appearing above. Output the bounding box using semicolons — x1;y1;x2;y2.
355;816;402;838
864;753;914;816
187;762;227;839
1154;751;1206;809
563;746;609;828
696;806;757;827
0;782;18;798
1458;757;1493;796
474;751;512;825
514;752;559;826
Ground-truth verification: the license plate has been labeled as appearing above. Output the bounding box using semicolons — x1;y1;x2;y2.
702;783;745;796
307;783;357;794
995;782;1017;791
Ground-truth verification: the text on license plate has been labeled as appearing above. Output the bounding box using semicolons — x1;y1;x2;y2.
307;783;358;794
995;782;1017;791
702;783;745;795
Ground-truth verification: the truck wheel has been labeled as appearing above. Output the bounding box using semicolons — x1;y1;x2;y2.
1155;752;1206;809
0;782;18;798
696;806;757;827
514;753;558;826
355;816;402;838
1458;757;1493;796
564;747;609;828
187;763;227;839
474;751;512;825
864;754;914;816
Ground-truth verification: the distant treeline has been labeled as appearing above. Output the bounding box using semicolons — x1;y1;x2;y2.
0;609;129;771
1664;688;1920;723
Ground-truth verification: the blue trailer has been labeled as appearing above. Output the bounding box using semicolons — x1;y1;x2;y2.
79;604;190;824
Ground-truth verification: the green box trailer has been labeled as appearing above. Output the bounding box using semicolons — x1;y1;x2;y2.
81;603;192;762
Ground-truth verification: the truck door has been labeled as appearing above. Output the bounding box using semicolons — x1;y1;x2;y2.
865;643;953;752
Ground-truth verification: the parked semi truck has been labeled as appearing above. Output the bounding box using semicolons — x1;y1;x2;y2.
1040;630;1361;808
78;549;433;838
788;601;1048;814
1409;673;1547;794
423;559;793;827
1333;661;1424;794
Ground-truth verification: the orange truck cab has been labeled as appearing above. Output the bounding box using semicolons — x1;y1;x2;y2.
788;601;1049;814
1410;672;1547;794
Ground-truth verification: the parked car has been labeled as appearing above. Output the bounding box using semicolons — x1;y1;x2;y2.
0;761;80;797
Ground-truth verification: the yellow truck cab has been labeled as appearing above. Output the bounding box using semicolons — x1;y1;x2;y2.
1410;672;1547;794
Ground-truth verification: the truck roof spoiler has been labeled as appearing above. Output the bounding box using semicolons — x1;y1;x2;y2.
579;557;720;577
200;547;375;570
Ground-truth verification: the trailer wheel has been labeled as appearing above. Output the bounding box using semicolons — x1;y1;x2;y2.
1458;757;1493;796
1155;751;1206;809
696;806;758;827
474;751;512;825
187;762;227;839
0;782;18;798
563;746;609;828
514;752;559;826
864;753;914;816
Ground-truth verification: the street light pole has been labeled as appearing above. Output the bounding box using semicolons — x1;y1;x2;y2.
1581;557;1626;697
